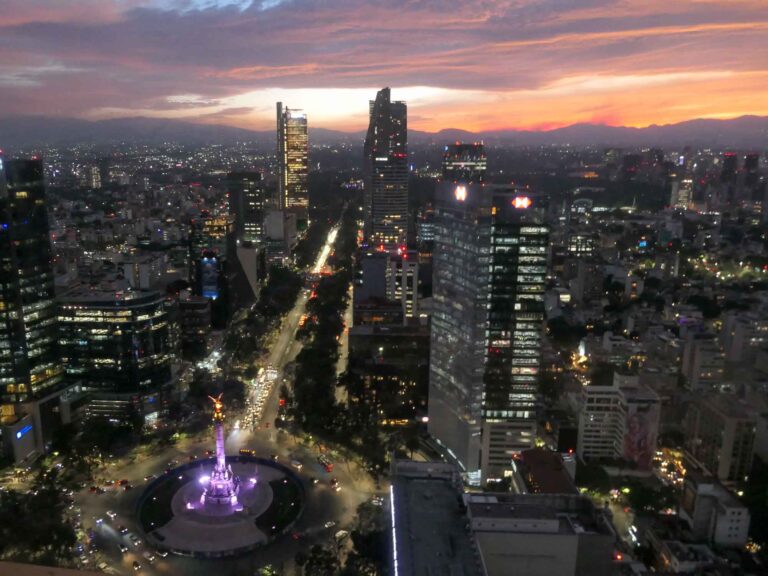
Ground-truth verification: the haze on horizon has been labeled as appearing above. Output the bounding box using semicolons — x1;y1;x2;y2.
1;0;767;133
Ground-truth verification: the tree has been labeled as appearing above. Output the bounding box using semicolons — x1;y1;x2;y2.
575;462;611;493
404;430;420;459
303;545;339;576
77;416;136;453
547;317;587;349
0;468;76;564
342;553;379;576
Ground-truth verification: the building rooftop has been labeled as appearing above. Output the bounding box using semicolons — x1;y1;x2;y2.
519;448;578;495
60;286;162;305
686;471;746;509
700;394;755;421
391;462;483;576
464;493;614;537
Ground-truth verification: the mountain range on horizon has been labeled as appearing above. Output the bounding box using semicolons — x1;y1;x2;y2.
1;115;767;150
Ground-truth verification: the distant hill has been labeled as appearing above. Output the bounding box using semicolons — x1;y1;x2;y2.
1;114;766;149
412;116;768;148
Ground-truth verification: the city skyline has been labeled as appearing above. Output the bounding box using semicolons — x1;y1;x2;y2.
1;1;767;132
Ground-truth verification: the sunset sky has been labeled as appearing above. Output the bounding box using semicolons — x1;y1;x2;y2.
1;0;767;132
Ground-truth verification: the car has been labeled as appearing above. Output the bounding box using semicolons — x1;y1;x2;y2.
143;474;156;482
129;534;142;547
324;521;336;529
270;454;278;461
123;484;133;491
119;544;129;554
95;517;104;524
106;510;117;519
89;485;98;493
309;477;319;485
156;550;168;558
370;497;384;506
330;477;338;487
142;551;156;563
119;479;129;486
291;460;303;470
97;561;109;571
118;525;129;534
318;455;334;472
132;561;141;571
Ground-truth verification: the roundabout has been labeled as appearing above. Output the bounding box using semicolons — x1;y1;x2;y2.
136;397;305;558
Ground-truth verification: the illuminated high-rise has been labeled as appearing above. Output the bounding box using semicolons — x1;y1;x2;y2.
277;102;308;219
428;182;548;485
0;159;65;459
58;288;174;423
0;159;63;407
671;177;694;209
363;87;408;248
227;171;266;244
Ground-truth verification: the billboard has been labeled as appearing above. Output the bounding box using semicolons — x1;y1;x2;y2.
623;400;660;470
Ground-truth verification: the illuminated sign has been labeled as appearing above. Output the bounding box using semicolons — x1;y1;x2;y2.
454;185;467;202
16;424;32;440
512;196;532;209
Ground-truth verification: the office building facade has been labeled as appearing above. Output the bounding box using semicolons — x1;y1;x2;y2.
577;371;661;470
227;171;266;244
58;288;174;422
363;87;408;247
685;394;756;483
428;182;548;484
680;472;751;547
276;102;308;219
0;159;63;406
0;159;66;459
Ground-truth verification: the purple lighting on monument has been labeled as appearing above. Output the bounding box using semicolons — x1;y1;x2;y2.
202;395;240;507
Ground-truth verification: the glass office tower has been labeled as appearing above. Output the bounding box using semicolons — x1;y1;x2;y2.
363;87;408;248
227;171;266;244
428;182;548;484
0;159;63;407
277;102;308;218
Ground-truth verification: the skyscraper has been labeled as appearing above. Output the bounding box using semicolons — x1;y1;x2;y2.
442;142;487;183
58;288;174;423
363;87;408;248
276;102;308;219
428;182;548;485
227;171;266;245
0;159;63;407
720;152;738;183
